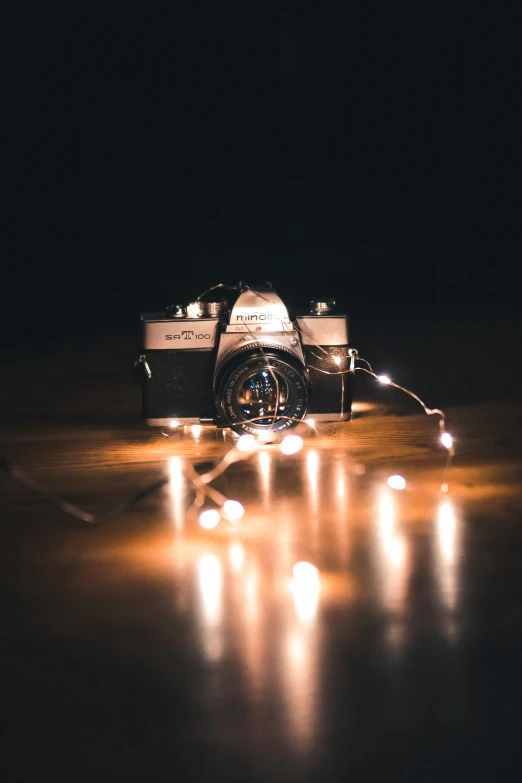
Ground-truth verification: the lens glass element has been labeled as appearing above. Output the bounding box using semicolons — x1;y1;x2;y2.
217;351;309;436
236;370;289;425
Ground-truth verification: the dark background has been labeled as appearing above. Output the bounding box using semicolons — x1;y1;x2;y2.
1;4;520;348
2;11;522;781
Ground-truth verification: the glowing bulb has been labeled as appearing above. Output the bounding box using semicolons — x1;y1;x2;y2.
199;508;220;529
333;355;342;366
280;435;303;455
387;474;406;491
378;375;391;385
236;434;257;452
169;419;181;428
292;562;319;582
306;418;316;427
441;432;453;450
222;499;244;520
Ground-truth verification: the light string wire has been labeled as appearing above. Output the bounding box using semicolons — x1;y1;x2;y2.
157;281;454;514
0;284;454;524
196;282;240;301
0;457;170;524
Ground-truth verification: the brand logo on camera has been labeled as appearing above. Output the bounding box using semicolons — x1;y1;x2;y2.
230;308;291;326
165;331;211;341
236;310;276;322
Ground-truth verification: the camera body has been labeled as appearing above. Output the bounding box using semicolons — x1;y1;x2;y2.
138;285;352;436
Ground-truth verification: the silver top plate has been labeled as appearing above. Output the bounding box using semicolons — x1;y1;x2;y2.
142;317;219;350
227;288;291;332
296;316;349;346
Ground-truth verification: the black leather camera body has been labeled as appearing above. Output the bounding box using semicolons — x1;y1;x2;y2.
137;285;352;436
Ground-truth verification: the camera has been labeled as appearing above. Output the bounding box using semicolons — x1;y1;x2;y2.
137;284;353;436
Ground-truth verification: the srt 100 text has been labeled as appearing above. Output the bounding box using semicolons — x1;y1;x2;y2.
165;332;212;340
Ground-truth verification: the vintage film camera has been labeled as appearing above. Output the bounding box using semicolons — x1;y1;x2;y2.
137;284;352;436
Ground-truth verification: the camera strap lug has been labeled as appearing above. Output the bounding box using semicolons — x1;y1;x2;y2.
348;348;358;373
135;354;152;379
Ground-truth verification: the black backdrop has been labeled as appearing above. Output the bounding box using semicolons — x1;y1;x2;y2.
2;4;520;346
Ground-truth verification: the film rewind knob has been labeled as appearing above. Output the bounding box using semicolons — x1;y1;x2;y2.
166;304;187;318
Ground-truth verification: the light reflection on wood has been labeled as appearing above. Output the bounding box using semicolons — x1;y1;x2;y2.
435;499;460;619
168;456;185;531
334;461;351;568
7;405;521;755
374;487;410;650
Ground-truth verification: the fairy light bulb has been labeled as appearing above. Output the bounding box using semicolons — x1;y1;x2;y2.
280;435;303;455
441;432;453;450
236;434;257;452
199;508;220;529
333;356;342;366
306;418;316;427
222;499;244;520
387;474;406;490
293;562;319;582
378;375;391;385
169;420;181;428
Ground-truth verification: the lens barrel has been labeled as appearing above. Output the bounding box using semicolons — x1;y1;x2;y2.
215;349;309;436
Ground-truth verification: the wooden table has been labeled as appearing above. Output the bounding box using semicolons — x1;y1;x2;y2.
2;329;522;781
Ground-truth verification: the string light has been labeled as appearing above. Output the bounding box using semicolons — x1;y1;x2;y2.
387;475;406;491
441;432;453;450
236;434;257;452
199;508;221;529
222;499;244;520
4;342;454;522
293;562;319;582
280;435;303;455
2;283;455;525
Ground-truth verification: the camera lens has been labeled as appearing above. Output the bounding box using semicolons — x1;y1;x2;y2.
215;350;309;436
236;370;290;424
